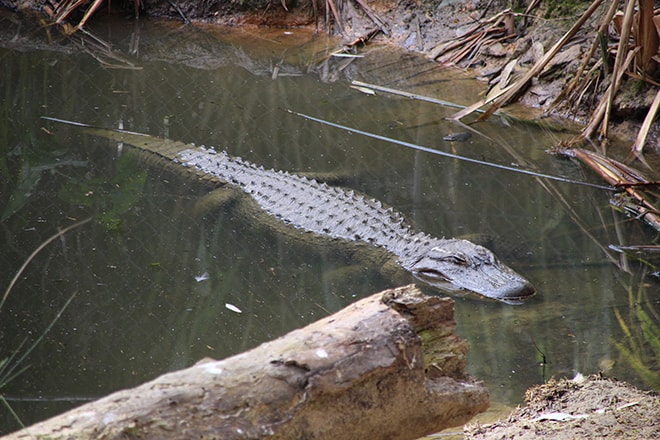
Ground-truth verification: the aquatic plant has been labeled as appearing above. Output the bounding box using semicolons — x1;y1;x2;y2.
613;274;660;390
0;293;77;430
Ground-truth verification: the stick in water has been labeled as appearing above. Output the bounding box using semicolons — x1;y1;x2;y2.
285;109;613;191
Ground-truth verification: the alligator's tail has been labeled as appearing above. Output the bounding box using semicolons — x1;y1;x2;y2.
41;116;191;161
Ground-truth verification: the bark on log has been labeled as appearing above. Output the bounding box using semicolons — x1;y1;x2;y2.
3;285;488;440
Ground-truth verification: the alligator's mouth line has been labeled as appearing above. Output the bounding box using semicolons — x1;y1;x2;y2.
413;272;534;305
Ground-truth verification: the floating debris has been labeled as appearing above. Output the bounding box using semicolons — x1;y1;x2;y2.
225;303;243;314
194;272;210;282
350;85;375;95
443;132;472;142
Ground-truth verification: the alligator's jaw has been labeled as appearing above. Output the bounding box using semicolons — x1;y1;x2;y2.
412;271;536;304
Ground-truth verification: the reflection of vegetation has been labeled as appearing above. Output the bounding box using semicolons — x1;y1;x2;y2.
1;215;87;429
1;152;87;222
613;278;660;390
58;152;147;231
610;245;660;276
2;144;146;232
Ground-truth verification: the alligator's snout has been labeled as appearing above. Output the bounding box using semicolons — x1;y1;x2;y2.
483;276;536;305
410;240;536;304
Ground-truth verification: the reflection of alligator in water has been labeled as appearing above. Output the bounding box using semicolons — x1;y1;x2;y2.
43;117;535;304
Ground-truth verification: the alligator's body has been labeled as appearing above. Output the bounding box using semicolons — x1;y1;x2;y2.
44;117;535;303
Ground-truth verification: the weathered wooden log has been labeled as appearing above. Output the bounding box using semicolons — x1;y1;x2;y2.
3;285;488;440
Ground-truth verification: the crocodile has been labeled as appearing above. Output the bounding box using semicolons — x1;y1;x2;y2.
43;117;536;304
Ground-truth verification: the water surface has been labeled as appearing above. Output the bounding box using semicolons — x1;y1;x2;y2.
1;12;658;433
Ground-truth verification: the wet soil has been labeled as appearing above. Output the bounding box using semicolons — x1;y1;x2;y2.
465;375;660;439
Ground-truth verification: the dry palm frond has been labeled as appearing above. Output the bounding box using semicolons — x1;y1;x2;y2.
448;0;605;122
429;9;517;67
552;0;620;110
600;0;637;140
447;0;659;153
468;0;606;122
635;0;658;76
563;0;659;150
557;148;660;232
581;47;638;141
45;0;140;34
324;0;344;34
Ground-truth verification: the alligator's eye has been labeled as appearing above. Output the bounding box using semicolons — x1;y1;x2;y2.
475;248;496;264
445;254;468;266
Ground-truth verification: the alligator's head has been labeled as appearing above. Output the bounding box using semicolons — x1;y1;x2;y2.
410;239;535;304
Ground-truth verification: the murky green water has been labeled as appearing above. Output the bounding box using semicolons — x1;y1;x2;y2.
1;12;659;434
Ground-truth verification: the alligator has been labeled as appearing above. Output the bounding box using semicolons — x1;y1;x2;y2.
43;116;536;304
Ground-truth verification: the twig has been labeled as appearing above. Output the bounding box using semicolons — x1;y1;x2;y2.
76;0;105;29
352;0;388;35
581;49;637;140
326;0;344;35
550;0;619;109
602;0;636;139
630;88;660;157
285;109;613;190
168;0;190;24
0;217;92;313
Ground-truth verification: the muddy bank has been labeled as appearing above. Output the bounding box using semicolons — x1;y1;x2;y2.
465;375;660;439
128;0;658;149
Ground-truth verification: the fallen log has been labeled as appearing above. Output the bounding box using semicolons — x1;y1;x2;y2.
2;285;488;440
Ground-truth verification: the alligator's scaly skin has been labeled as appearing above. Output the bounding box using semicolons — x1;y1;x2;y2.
45;117;535;303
